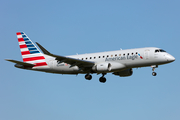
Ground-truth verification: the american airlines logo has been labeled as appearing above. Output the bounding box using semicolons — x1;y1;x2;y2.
105;54;142;61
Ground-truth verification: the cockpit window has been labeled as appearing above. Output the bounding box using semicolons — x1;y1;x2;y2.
159;49;166;52
155;49;159;53
155;49;166;53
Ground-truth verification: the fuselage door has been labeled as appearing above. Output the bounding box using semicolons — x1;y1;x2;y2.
144;49;150;59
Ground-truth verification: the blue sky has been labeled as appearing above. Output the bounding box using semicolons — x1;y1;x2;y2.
1;0;180;120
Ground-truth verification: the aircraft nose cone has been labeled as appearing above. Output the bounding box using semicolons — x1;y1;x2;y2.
166;54;175;62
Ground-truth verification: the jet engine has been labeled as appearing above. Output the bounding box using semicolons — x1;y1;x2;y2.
92;63;111;72
113;68;133;77
92;62;126;72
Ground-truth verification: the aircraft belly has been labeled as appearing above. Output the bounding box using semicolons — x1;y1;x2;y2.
124;59;167;68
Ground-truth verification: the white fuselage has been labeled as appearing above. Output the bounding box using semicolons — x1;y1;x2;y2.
34;47;175;74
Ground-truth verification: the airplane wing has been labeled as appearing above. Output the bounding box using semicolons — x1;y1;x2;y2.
36;42;95;68
5;59;35;67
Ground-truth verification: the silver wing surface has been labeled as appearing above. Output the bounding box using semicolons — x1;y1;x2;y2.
36;42;95;69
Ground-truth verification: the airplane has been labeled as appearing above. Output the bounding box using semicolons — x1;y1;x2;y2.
6;32;175;83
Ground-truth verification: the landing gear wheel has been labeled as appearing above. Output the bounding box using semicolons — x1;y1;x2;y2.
152;72;157;76
151;65;158;76
85;74;92;80
99;77;106;83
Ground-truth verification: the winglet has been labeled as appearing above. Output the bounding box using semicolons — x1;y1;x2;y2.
36;42;51;55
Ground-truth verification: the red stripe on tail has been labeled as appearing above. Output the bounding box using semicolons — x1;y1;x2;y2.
20;44;27;48
34;62;48;67
16;32;21;35
18;38;24;42
23;56;45;62
21;51;31;55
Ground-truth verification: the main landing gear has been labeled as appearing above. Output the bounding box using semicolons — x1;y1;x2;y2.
99;73;106;83
85;74;92;80
151;65;158;76
85;73;107;83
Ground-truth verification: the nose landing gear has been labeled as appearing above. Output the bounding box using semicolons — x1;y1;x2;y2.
151;65;158;76
152;72;157;76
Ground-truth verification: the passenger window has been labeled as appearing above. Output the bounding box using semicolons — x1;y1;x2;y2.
90;57;92;59
99;56;101;58
107;55;109;57
119;54;121;56
115;54;117;56
111;55;113;57
103;56;105;58
94;57;96;59
127;53;129;55
132;53;134;55
123;54;125;56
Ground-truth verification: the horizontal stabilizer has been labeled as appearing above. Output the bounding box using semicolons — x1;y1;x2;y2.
5;59;35;67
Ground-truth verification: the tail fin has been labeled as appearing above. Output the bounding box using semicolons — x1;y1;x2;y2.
16;32;48;67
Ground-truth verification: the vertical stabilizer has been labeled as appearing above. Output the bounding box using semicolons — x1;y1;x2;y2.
16;32;48;67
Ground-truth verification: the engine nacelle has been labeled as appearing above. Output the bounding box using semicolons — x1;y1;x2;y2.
92;63;111;72
113;68;133;77
92;62;126;72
